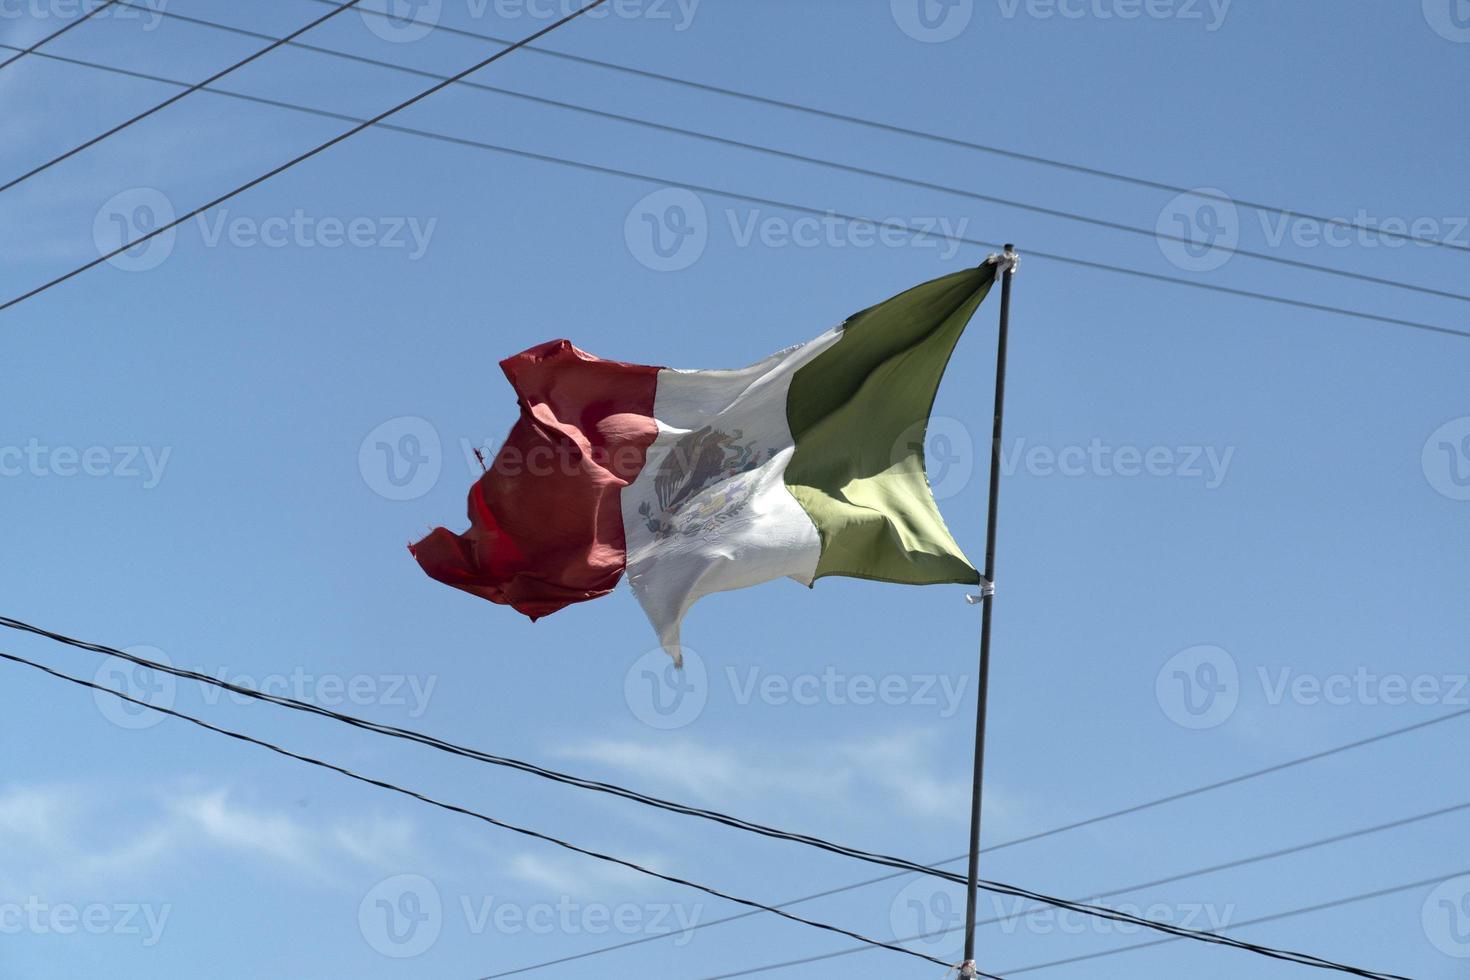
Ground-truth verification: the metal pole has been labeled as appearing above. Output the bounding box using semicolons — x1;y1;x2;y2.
959;245;1016;978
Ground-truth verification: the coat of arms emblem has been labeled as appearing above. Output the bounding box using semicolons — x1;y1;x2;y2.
638;427;776;540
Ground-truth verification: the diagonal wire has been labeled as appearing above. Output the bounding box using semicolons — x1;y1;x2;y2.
474;703;1470;976
0;0;122;73
0;646;980;976
317;0;1470;255
0;0;608;313
679;802;1470;978
90;0;1470;307
1001;873;1458;976
0;0;367;196
0;613;1438;980
3;40;1468;345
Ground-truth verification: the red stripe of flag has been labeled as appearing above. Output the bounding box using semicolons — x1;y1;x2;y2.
410;340;661;620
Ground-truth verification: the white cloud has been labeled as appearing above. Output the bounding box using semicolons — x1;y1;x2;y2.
0;782;428;892
556;729;977;823
504;851;653;897
170;789;322;870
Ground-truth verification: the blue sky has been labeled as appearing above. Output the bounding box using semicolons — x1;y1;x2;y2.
1;1;1468;977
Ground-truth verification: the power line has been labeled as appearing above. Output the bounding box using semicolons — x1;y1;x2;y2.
0;0;121;73
5;45;1468;345
315;0;1470;256
0;0;609;313
0;614;1020;883
98;0;1470;307
0;646;978;976
478;708;1470;976
681;801;1470;978
1003;873;1459;976
0;0;367;197
0;614;1438;980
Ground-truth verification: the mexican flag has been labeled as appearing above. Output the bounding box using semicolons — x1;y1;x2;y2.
412;260;1004;661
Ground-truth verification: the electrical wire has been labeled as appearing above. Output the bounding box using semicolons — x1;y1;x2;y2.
314;0;1470;255
0;0;122;73
477;710;1470;976
0;646;979;976
674;802;1470;978
1001;872;1461;976
0;613;1442;980
0;0;608;314
3;43;1467;345
0;0;367;196
94;0;1470;307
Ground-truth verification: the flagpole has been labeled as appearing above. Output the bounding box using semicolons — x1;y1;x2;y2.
959;244;1016;979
